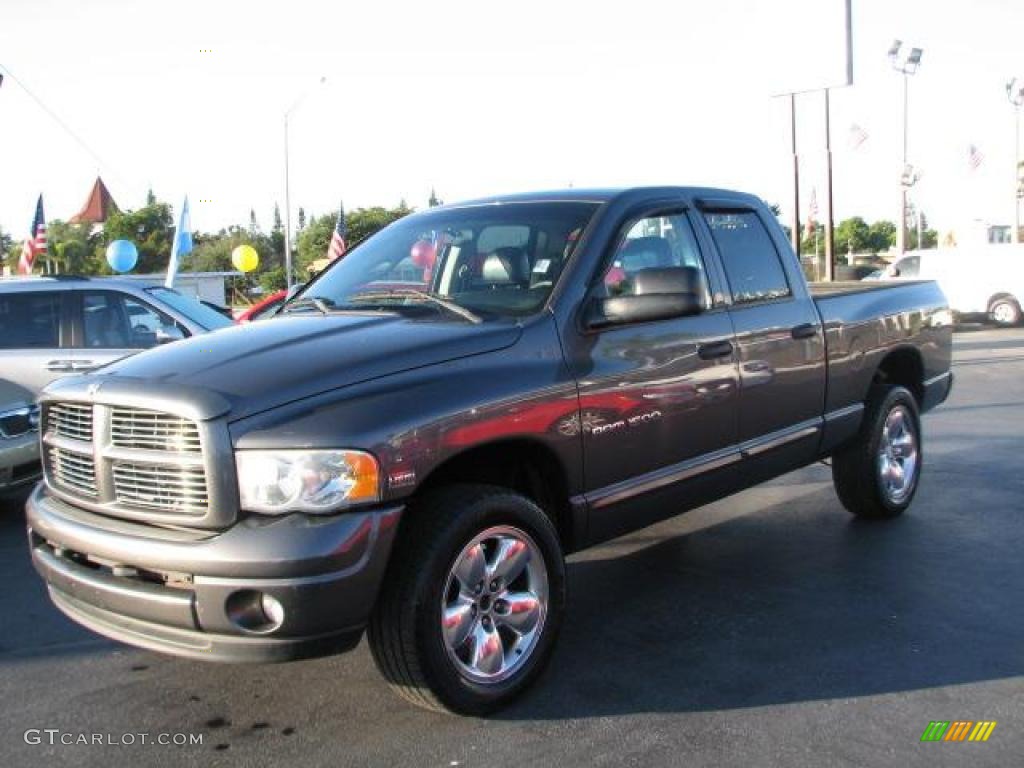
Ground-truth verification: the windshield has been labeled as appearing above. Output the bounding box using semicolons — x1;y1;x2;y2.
290;202;598;320
145;287;235;331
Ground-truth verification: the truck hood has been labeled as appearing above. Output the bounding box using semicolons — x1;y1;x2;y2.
77;314;522;421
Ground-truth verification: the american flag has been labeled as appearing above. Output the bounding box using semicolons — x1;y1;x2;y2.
327;202;347;261
968;144;984;171
848;123;869;151
805;188;818;240
18;195;46;275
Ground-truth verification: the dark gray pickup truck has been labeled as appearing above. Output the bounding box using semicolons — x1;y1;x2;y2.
27;187;952;714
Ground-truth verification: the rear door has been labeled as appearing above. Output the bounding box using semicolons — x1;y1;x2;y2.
0;289;73;393
696;205;826;464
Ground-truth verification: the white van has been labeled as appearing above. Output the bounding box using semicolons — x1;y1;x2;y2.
877;244;1024;326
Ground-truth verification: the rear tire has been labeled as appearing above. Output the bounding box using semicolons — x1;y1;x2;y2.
832;385;922;519
367;484;565;715
989;297;1022;327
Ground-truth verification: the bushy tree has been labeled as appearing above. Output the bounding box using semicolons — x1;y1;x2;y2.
99;203;174;273
835;217;871;254
48;220;101;274
295;203;413;275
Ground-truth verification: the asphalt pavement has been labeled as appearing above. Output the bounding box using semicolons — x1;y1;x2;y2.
1;326;1021;767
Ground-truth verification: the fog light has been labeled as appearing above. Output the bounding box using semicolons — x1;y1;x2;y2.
260;593;284;626
226;590;285;634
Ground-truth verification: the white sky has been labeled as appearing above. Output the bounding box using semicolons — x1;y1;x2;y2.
1;0;1020;241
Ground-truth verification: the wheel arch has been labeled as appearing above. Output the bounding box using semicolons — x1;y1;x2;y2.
873;346;925;405
413;438;580;552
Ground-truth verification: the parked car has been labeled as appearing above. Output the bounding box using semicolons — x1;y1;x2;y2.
873;245;1024;326
0;379;41;501
27;187;952;715
0;276;235;394
237;290;287;323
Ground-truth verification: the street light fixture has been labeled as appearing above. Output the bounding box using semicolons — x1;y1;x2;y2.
1007;77;1024;244
889;40;923;254
283;76;327;291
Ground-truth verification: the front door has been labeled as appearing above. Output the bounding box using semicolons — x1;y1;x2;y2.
0;290;71;393
564;208;740;540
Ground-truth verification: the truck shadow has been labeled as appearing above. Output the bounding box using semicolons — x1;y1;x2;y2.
497;479;1023;720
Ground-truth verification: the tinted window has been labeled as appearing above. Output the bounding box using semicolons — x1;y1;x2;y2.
0;292;61;349
600;212;711;307
703;212;791;304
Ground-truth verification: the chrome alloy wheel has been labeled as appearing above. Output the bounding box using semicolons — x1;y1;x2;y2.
877;405;919;504
441;525;548;685
991;301;1017;325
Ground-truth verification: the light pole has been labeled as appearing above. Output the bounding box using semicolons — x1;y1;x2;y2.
888;40;923;255
283;76;327;290
1007;78;1024;244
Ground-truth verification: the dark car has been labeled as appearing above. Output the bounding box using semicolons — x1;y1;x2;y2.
27;187;951;715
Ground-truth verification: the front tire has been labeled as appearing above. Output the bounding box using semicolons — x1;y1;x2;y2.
832;385;922;519
368;484;565;715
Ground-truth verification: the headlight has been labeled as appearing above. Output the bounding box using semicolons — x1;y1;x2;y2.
236;449;379;515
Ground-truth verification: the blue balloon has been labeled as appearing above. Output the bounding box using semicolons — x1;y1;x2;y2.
106;239;138;273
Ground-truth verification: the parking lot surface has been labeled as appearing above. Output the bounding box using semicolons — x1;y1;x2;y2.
1;327;1021;767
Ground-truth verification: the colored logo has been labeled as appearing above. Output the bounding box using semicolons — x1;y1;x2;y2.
920;721;997;742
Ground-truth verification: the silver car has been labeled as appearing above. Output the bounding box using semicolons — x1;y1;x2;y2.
0;277;235;394
0;379;41;499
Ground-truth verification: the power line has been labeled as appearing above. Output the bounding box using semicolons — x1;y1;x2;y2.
0;61;136;197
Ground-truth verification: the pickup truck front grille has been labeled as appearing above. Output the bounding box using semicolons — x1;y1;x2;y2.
48;402;93;441
112;461;209;514
47;446;98;498
42;402;222;525
110;408;202;454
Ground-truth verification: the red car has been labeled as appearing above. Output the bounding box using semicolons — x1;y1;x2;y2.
236;290;287;323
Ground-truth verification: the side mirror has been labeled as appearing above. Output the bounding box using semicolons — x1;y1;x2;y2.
155;326;185;345
585;266;704;328
586;292;702;328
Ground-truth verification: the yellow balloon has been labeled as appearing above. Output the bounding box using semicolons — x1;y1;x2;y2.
231;244;259;273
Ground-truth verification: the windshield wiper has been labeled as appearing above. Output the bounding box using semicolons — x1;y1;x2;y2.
348;290;482;324
283;296;335;315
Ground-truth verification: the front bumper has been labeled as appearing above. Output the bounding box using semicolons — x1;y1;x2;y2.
27;485;403;663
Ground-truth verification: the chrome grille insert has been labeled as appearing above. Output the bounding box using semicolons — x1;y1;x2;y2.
112;462;209;514
48;403;93;441
110;408;202;454
48;446;98;498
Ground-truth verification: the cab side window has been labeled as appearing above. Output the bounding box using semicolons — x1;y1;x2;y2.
703;211;791;304
0;292;61;349
600;213;711;307
82;292;179;349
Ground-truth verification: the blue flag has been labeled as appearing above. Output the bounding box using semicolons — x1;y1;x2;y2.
165;196;193;287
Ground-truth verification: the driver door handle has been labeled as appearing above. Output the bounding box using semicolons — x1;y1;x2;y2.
45;360;75;372
697;340;734;360
791;323;818;340
69;360;96;371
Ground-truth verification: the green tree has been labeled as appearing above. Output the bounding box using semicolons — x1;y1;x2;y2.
296;204;412;275
48;219;101;274
99;202;174;274
867;220;897;253
835;216;871;255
